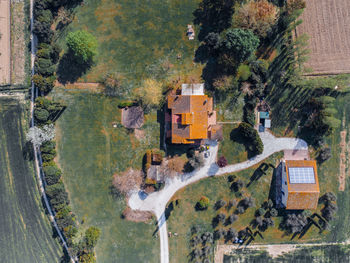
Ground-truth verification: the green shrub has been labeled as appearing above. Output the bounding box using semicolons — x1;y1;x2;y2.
197;196;210;210
35;57;56;76
118;101;135;108
243;107;255;126
270;208;278;217
43;164;62;185
238;122;264;155
66;30;98;64
237;64;251;81
42;153;55;162
32;74;56;94
41;140;56;154
256;208;266;217
34;108;50;123
84;227;101;249
45;182;69;208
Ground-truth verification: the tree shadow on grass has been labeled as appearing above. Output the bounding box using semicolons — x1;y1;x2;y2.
229;127;257;159
57;51;92;84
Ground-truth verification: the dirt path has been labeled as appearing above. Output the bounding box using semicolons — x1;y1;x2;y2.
0;0;11;85
214;240;350;262
339;112;347;191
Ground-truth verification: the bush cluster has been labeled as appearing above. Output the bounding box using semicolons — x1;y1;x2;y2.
236;197;255;214
190;227;213;262
238;122;264;156
41;144;77;246
34;97;65;126
280;212;308;234
320;192;338;222
33;0;66;94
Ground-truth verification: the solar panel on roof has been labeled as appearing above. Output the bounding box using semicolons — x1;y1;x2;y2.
288;167;315;184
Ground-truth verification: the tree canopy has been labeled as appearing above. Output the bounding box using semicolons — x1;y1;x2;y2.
66;30;98;64
233;0;279;38
223;28;260;63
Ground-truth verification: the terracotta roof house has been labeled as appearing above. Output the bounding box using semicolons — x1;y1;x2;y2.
166;84;219;144
280;160;320;210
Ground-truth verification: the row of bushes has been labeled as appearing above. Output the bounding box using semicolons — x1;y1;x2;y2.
34;97;65;126
33;0;65;94
41;140;78;246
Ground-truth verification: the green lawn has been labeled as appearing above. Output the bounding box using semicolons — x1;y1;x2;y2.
0;98;62;262
53;88;160;262
218;124;247;165
56;0;201;83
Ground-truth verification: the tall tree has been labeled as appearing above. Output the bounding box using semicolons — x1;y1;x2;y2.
233;0;279;38
66;30;98;64
223;28;260;63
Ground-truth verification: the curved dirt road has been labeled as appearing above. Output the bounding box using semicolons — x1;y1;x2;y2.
129;131;308;263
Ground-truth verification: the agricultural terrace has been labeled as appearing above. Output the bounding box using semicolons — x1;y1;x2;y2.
296;0;350;75
0;98;62;262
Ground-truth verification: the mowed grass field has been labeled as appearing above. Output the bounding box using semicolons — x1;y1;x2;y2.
53;88;160;262
57;0;201;83
0;98;62;262
296;0;350;75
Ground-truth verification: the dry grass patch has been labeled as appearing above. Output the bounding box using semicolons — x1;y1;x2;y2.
113;168;143;196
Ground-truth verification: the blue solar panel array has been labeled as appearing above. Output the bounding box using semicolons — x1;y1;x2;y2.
288;167;315;184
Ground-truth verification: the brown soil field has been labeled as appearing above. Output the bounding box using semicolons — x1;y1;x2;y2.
0;0;11;85
296;0;350;75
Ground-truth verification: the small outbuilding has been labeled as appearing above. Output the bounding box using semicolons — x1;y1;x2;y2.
121;106;144;129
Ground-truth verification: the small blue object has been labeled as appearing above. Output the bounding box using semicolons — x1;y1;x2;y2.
259;125;265;132
259;112;269;119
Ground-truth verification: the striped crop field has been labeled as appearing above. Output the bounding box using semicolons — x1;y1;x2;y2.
0;98;62;263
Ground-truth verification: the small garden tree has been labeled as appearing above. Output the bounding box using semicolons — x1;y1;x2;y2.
217;156;228;167
133;79;163;107
215;199;227;210
66;30;98;64
197;196;210;210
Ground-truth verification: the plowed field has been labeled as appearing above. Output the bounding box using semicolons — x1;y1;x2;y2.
296;0;350;75
0;98;62;262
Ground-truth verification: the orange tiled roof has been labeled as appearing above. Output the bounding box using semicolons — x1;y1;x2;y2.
167;94;215;144
285;160;320;210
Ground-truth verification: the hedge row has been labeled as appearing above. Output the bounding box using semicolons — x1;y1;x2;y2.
41;141;78;245
34;97;65;126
